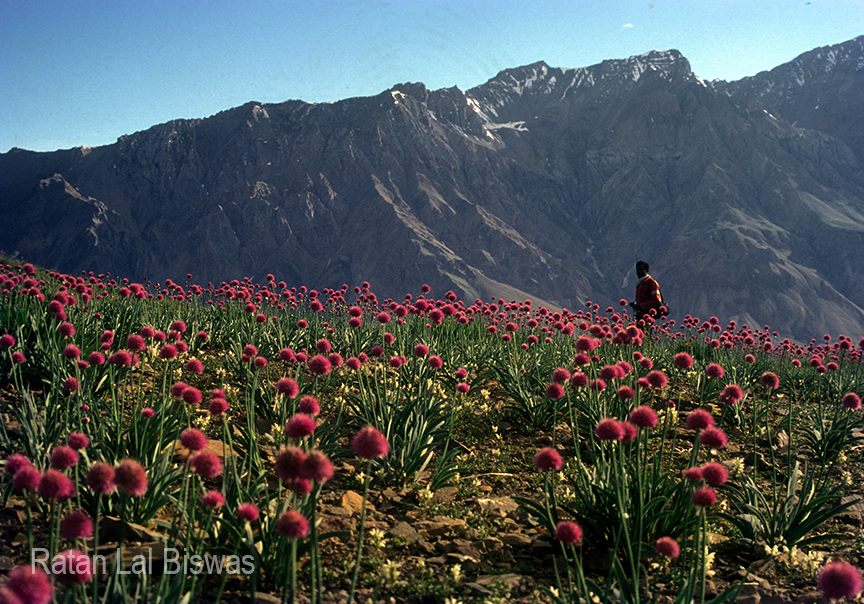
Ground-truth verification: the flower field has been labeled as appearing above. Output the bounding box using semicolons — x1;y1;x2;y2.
1;259;863;603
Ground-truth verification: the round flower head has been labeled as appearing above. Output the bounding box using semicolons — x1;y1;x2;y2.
51;548;94;584
115;459;148;496
645;370;668;389
818;560;863;600
107;350;132;366
4;454;31;476
275;510;309;539
301;450;334;483
571;372;588;387
673;352;694;369
842;392;862;410
298;395;320;416
617;385;635;401
352;426;390;459
551;368;571;384
236;503;260;522
4;565;54;604
39;464;78;499
533;447;563;471
125;334;146;352
686;409;714;431
12;465;41;492
699;427;728;450
159;344;178;359
692;486;717;508
208;397;230;416
182;387;203;405
170;320;187;333
700;462;729;487
573;353;591;367
275;377;299;398
60;509;93;540
413;343;429;357
719;384;744;405
63;376;79;393
595;418;624;441
285;414;316;438
554;521;583;545
38;469;75;500
307;355;332;376
589;378;606;391
759;371;780;390
287;477;313;495
171;381;189;398
599;365;619;381
200;490;225;509
655;537;680;559
705;363;725;379
67;432;89;450
456;382;470;394
0;334;15;350
188;451;222;479
185;358;204;374
85;462;116;494
180;428;208;451
621;421;638;444
629;406;658;429
427;355;443;369
683;466;704;482
545;382;565;400
275;446;307;482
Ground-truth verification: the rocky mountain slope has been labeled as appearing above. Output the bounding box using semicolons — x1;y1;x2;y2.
2;36;863;339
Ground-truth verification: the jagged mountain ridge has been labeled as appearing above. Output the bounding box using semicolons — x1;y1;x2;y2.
1;37;863;339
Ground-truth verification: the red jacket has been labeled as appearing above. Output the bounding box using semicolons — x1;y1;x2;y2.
635;275;663;310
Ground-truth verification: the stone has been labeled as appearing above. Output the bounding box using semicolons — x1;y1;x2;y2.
736;582;761;604
501;532;532;547
473;573;525;590
431;486;459;503
446;538;482;558
381;487;402;503
99;517;165;543
389;521;421;544
483;537;504;551
446;552;480;569
476;496;519;517
416;517;467;536
171;438;236;459
341;490;373;515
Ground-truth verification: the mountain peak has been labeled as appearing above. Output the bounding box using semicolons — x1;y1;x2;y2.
598;48;693;81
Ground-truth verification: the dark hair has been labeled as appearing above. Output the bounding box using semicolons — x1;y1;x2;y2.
636;260;649;272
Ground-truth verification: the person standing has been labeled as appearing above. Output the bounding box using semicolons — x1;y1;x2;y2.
630;260;665;321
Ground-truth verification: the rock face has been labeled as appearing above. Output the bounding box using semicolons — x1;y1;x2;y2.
2;38;863;339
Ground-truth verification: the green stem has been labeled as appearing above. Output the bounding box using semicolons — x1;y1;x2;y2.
347;461;373;604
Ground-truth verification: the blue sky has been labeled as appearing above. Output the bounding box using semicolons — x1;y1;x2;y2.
1;0;862;152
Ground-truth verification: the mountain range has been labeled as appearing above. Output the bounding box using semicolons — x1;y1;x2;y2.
2;36;863;339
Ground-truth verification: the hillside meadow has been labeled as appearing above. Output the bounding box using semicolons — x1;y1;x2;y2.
0;260;862;603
